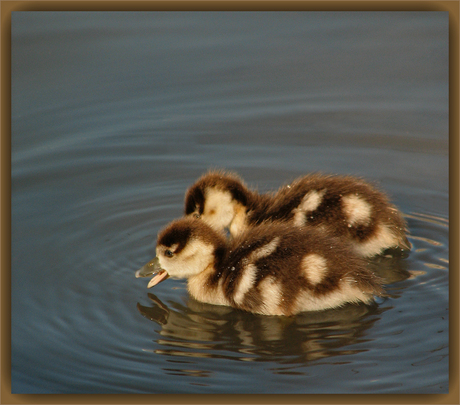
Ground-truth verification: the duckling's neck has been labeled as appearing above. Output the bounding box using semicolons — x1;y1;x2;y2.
229;202;248;236
187;263;230;307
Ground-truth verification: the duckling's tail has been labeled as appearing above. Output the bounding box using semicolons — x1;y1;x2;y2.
349;268;386;299
400;234;412;251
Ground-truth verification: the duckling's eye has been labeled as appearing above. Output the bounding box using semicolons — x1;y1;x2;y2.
193;213;201;219
164;249;174;258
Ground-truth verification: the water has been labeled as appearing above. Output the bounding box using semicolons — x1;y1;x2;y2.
11;11;448;394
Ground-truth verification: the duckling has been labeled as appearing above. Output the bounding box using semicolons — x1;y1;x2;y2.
135;218;384;316
184;170;411;257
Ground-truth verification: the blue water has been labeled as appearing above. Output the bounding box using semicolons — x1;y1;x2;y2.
11;11;448;393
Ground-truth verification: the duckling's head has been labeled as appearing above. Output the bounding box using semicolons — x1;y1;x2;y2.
184;170;250;234
136;218;226;288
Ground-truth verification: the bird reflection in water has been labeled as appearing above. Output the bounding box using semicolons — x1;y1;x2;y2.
136;251;416;367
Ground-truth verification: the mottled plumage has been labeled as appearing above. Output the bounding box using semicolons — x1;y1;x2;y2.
136;218;384;316
184;170;411;257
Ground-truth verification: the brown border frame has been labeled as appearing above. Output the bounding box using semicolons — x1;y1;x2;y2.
2;2;458;404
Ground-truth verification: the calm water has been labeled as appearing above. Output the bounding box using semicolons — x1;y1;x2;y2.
11;11;449;394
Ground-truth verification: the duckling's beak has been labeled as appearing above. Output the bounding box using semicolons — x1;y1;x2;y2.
135;257;170;288
147;270;169;288
135;257;161;278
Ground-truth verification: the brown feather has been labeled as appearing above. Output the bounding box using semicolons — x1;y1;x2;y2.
184;170;410;257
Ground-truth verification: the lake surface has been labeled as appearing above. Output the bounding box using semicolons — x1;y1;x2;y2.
11;11;449;394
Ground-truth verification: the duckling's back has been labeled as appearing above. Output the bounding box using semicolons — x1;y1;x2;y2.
206;223;384;316
247;174;410;257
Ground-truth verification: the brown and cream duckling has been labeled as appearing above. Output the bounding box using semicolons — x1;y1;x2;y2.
184;170;411;257
135;218;384;316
